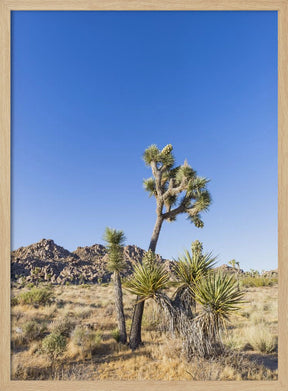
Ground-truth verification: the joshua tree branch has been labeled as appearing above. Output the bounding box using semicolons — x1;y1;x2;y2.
162;192;201;220
168;178;174;191
163;181;186;201
151;161;163;198
162;204;186;220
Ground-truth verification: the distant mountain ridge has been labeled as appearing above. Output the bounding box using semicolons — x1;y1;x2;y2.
11;238;169;285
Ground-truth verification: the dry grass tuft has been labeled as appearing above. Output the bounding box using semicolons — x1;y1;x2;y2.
246;324;277;353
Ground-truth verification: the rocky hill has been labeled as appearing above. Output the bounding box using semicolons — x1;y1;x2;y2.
11;239;277;286
11;239;169;285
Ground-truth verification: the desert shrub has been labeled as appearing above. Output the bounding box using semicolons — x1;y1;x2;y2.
74;307;93;319
42;333;67;360
11;332;26;349
262;303;271;312
18;287;53;306
250;313;267;325
247;325;277;353
240;311;250;319
104;304;114;317
223;333;245;351
12;362;52;381
240;276;277;288
71;326;101;357
111;328;120;342
80;284;91;289
152;335;183;361
11;296;19;306
50;316;75;337
23;320;47;342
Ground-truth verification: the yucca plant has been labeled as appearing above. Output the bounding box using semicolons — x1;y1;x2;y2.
125;250;171;301
125;250;178;337
172;240;216;317
192;272;245;356
103;227;127;344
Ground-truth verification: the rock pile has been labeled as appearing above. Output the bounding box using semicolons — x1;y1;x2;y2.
214;264;245;275
262;269;278;278
11;239;169;285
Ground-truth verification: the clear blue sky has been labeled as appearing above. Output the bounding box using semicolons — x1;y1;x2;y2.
11;11;278;271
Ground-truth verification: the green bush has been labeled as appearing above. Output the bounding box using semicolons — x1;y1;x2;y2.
42;333;67;360
18;287;53;306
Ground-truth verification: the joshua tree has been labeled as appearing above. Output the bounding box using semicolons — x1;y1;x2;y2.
129;144;211;350
103;227;127;344
172;240;216;317
234;261;241;287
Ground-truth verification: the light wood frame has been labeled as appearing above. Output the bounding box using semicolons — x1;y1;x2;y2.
0;1;287;390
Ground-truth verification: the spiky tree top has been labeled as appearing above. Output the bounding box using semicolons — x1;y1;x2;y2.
103;227;126;273
173;240;217;292
194;272;245;326
124;250;171;301
143;144;211;226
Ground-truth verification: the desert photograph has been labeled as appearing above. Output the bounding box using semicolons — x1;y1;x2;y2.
11;11;278;380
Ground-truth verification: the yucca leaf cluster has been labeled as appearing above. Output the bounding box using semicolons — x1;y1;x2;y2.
194;272;245;324
173;240;217;295
103;227;126;273
125;250;171;301
143;143;175;168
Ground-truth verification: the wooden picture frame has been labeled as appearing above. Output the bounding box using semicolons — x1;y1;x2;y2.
0;1;287;390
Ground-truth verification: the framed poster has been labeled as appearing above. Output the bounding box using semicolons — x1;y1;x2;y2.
0;1;287;390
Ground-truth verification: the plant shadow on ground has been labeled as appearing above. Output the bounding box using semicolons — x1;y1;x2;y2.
246;353;278;371
92;346;150;365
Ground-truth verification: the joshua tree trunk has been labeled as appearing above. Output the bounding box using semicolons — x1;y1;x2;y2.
149;215;164;253
129;297;144;350
113;271;127;344
129;216;163;350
